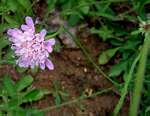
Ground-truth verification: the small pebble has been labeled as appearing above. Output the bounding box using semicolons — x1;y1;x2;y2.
83;67;88;73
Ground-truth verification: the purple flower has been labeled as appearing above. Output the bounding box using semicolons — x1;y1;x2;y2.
7;16;55;70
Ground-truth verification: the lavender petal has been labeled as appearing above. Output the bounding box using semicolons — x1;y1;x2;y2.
25;16;34;27
46;59;54;70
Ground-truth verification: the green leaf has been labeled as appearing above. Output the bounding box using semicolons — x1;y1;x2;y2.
3;48;15;64
90;26;114;41
17;0;31;10
98;48;119;65
146;106;150;115
0;89;3;97
54;95;61;105
12;108;44;116
16;67;27;73
0;23;10;33
79;1;89;15
23;89;50;103
59;91;69;97
23;109;44;116
53;40;62;52
78;0;89;14
0;111;2;116
4;15;19;27
109;60;127;77
123;39;141;50
0;37;9;49
30;66;39;74
94;3;116;20
45;0;56;17
68;14;81;27
3;75;16;97
89;11;117;21
6;99;21;110
6;0;19;12
16;75;33;92
80;6;89;14
95;3;113;13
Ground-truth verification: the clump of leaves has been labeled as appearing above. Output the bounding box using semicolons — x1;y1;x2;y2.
91;26;114;41
0;75;50;116
88;1;150;115
0;0;33;29
0;0;33;65
51;80;69;105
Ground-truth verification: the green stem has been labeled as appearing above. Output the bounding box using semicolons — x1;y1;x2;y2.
113;54;140;116
129;33;150;116
38;87;112;112
46;26;63;39
63;27;119;86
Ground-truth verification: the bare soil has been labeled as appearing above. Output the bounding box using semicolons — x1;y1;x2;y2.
0;0;130;115
0;35;129;116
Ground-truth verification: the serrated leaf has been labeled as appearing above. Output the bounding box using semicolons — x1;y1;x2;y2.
23;89;50;103
95;3;116;20
80;6;89;14
3;75;16;97
109;60;127;77
0;37;9;49
90;26;114;41
55;95;61;105
98;48;119;65
16;75;33;92
131;30;141;35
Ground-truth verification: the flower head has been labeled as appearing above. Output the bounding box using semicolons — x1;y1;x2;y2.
7;16;55;70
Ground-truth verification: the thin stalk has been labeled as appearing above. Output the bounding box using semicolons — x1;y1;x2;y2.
113;54;140;116
45;26;63;39
38;87;112;112
0;88;112;113
129;33;150;116
63;27;119;86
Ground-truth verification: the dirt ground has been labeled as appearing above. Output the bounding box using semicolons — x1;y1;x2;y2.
0;34;129;116
0;0;131;115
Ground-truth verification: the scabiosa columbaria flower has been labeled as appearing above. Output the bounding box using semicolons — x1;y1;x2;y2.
7;16;55;70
